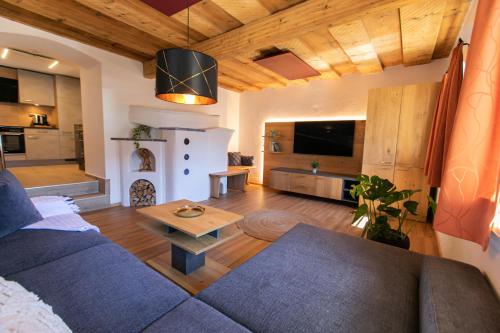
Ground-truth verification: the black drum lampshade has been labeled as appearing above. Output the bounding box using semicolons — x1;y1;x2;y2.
155;48;218;105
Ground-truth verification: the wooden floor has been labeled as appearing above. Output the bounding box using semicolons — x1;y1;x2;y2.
9;164;94;188
83;185;439;273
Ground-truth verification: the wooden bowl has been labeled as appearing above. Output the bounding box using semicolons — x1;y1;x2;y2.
174;205;205;218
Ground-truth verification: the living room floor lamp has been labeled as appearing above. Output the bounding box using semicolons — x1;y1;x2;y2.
155;1;218;105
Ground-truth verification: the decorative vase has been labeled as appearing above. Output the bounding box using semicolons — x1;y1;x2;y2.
312;168;318;174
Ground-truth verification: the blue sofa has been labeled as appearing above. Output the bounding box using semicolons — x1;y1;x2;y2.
1;224;499;332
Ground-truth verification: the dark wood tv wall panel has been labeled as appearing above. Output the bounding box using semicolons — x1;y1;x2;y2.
263;121;365;186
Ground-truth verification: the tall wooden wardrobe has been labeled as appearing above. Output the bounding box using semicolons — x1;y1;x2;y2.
362;82;440;221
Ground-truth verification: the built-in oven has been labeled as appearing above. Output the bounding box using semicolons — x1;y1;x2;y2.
0;126;25;154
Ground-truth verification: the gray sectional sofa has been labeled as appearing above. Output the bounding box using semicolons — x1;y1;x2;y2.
1;224;499;332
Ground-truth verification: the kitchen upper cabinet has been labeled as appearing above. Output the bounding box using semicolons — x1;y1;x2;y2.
56;75;82;133
25;128;60;160
18;69;55;107
363;86;402;166
396;83;440;168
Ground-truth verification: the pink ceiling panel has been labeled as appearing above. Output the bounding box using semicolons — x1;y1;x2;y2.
254;52;320;80
141;0;202;16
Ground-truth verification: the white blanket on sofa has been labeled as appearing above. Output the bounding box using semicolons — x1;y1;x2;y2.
22;196;99;233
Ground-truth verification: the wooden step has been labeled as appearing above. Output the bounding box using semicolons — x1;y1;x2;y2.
25;180;99;197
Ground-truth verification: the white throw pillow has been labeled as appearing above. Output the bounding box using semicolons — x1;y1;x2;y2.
0;276;71;333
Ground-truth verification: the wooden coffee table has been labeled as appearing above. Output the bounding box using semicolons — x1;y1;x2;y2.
137;199;243;294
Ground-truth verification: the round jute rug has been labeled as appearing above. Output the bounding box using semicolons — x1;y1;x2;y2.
238;209;320;242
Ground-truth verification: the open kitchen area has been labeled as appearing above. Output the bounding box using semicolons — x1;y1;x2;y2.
0;47;87;188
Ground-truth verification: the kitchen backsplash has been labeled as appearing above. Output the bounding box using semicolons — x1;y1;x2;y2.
0;103;57;127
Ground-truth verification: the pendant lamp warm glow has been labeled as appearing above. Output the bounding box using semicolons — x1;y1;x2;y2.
155;48;218;105
155;1;218;105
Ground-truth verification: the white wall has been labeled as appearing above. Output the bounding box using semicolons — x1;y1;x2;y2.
239;60;449;183
0;17;240;204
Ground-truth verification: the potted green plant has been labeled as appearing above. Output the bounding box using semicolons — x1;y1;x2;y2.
349;174;433;249
131;125;152;149
311;161;319;174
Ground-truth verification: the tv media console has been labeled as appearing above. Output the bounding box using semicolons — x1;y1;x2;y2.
269;168;359;204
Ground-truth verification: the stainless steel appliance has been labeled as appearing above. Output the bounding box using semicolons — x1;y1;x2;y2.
30;114;49;126
0;126;25;154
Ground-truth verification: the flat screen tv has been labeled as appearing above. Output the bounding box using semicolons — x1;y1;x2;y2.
293;121;355;157
0;77;18;103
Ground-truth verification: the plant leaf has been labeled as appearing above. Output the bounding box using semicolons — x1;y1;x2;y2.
428;196;437;215
352;204;368;224
378;205;401;217
403;200;419;215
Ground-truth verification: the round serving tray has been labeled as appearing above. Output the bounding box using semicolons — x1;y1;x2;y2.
173;205;205;218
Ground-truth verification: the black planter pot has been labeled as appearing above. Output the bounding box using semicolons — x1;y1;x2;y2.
368;229;410;250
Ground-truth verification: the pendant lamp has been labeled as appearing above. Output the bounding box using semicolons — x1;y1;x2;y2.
155;2;217;105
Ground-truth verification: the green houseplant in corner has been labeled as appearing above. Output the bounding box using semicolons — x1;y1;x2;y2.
349;174;427;249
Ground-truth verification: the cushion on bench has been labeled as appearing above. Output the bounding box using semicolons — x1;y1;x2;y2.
143;298;250;333
198;223;423;333
420;256;500;333
8;243;189;333
0;229;109;276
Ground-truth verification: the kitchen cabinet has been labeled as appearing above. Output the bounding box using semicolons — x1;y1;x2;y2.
55;75;82;133
18;69;55;107
25;128;60;160
55;75;82;159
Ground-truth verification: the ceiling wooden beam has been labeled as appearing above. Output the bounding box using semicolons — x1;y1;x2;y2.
362;9;403;67
0;0;147;61
219;72;260;91
211;0;270;24
274;39;339;79
74;0;208;46
171;0;241;38
143;0;421;77
432;0;471;58
400;0;447;65
220;58;286;88
329;20;383;74
300;31;357;75
1;0;171;58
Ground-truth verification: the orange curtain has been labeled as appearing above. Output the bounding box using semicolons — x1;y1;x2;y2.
434;0;500;249
424;44;464;187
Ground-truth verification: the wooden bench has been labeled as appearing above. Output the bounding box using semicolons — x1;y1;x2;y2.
209;169;250;198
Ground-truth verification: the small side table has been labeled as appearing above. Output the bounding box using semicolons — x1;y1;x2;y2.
138;199;243;294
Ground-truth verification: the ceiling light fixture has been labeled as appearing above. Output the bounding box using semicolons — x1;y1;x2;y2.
1;48;8;59
155;0;217;105
48;60;59;69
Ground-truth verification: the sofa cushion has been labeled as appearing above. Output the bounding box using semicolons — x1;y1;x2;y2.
420;256;500;333
143;298;250;333
240;155;254;166
8;243;189;333
0;170;43;238
198;223;422;333
0;229;110;276
228;152;241;166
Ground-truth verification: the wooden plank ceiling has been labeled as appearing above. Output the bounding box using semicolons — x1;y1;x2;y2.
0;0;471;92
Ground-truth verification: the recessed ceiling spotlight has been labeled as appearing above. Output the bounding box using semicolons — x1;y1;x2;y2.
1;48;9;59
48;60;59;69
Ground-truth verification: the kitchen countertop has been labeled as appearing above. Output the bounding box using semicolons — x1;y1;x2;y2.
24;126;59;130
